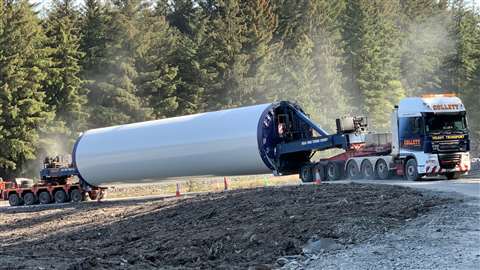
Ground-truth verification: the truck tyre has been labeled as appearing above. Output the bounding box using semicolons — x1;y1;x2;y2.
361;160;374;180
23;192;36;205
300;165;314;183
326;162;341;181
446;172;461;180
346;160;360;180
405;159;421;181
375;159;390;180
54;190;67;203
8;193;22;206
70;189;84;203
38;191;52;204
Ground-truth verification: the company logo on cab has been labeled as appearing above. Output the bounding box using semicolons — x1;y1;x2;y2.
432;104;460;110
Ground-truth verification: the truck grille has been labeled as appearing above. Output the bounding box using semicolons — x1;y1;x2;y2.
438;154;461;169
432;140;467;153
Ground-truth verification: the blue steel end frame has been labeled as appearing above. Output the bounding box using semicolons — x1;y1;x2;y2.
275;134;348;155
284;102;329;137
275;102;349;156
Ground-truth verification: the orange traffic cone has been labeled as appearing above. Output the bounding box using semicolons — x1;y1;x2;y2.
175;183;181;197
223;177;228;191
314;170;322;185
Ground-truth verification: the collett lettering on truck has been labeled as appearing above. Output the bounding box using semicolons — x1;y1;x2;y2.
432;104;460;110
403;139;421;146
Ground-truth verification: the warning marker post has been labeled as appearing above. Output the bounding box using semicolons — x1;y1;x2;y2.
176;183;181;197
223;177;228;191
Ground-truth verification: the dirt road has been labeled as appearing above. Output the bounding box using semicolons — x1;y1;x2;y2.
0;183;453;269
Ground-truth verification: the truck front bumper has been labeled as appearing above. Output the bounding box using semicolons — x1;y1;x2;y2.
425;152;470;175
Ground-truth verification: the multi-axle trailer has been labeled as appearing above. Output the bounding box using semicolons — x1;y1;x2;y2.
0;156;104;206
0;94;471;206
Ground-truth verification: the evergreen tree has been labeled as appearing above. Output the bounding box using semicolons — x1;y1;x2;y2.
341;0;363;101
200;0;248;110
0;1;53;177
137;5;181;118
80;0;108;78
161;0;215;115
167;0;198;37
79;0;109;127
238;0;280;106
44;0;88;139
399;0;452;95
274;0;347;129
170;24;212;115
85;0;151;127
443;1;480;153
344;0;405;130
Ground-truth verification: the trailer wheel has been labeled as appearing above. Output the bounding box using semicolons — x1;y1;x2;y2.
346;160;360;180
446;172;461;180
361;160;374;180
300;165;314;183
375;159;390;180
23;192;37;205
38;191;52;204
405;159;420;181
326;162;341;181
70;189;84;203
54;190;67;203
8;193;22;206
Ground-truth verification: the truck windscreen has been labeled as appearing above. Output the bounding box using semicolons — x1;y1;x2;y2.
425;113;467;134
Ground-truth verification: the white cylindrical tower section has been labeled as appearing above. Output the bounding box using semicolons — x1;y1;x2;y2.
73;103;276;186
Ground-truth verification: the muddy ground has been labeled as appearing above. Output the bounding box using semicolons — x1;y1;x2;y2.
0;183;455;269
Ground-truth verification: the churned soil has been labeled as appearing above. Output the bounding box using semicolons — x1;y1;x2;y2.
0;183;455;269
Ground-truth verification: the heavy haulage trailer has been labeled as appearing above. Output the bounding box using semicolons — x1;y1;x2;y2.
0;94;472;206
0;156;105;206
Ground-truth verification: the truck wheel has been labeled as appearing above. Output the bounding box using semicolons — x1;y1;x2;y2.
70;189;84;203
446;172;461;180
346;160;360;180
8;193;22;206
326;162;341;181
361;160;374;180
38;191;52;204
405;159;421;181
375;159;390;180
23;192;37;205
54;190;67;203
300;165;314;183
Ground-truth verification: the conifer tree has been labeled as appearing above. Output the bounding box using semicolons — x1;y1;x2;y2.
84;0;151;127
443;1;480;153
399;0;451;95
80;0;108;77
274;0;347;129
137;6;181;118
200;0;248;109
44;0;88;138
238;0;280;106
344;0;405;130
0;1;53;176
162;0;215;115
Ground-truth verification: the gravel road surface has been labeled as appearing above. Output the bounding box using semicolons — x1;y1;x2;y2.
280;178;480;270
